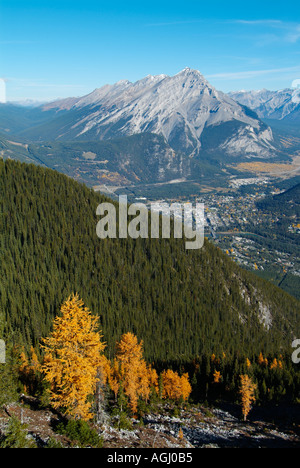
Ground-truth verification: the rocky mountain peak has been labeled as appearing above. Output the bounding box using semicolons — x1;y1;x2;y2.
37;69;276;159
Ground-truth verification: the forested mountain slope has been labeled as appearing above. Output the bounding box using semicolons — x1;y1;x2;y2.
257;183;300;215
0;160;299;362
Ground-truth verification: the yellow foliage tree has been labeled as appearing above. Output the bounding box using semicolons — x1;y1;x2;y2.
19;346;41;395
270;358;278;370
161;369;192;402
114;332;151;414
258;352;268;367
107;359;121;401
258;352;264;366
239;375;257;421
213;370;222;384
180;373;192;401
147;365;159;395
270;358;283;370
41;294;106;421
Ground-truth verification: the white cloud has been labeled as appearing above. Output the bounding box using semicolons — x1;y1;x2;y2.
234;19;283;26
207;66;300;81
234;19;300;44
286;25;300;43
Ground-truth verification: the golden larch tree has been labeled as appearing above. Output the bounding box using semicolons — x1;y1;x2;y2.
162;369;182;401
41;294;106;421
213;370;222;384
114;332;150;414
239;374;257;421
270;358;279;370
106;359;121;401
180;373;192;401
147;365;159;396
19;346;42;395
258;352;268;367
161;369;192;402
258;352;264;366
19;346;41;395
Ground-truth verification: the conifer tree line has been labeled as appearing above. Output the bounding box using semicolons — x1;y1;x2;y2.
0;159;300;415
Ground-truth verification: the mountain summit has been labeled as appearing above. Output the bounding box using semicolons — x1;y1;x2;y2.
40;69;275;159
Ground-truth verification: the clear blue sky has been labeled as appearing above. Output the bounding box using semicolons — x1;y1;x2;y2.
0;0;300;101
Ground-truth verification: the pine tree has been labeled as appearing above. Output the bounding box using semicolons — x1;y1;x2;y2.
0;346;19;405
0;416;36;448
41;294;106;421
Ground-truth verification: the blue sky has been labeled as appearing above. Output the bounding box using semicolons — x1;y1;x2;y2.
0;0;300;101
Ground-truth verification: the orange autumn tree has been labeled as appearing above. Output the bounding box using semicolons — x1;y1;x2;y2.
41;294;106;421
147;365;159;396
106;359;121;401
19;346;42;395
270;358;283;370
161;369;192;402
258;352;268;367
213;370;222;384
239;374;257;421
180;373;192;402
114;332;153;414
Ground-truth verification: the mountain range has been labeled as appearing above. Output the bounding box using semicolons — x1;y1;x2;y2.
37;68;275;160
229;88;300;124
0;69;299;188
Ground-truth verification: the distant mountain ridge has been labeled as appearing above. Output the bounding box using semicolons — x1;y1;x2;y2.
0;69;277;162
229;88;300;124
2;70;300;188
